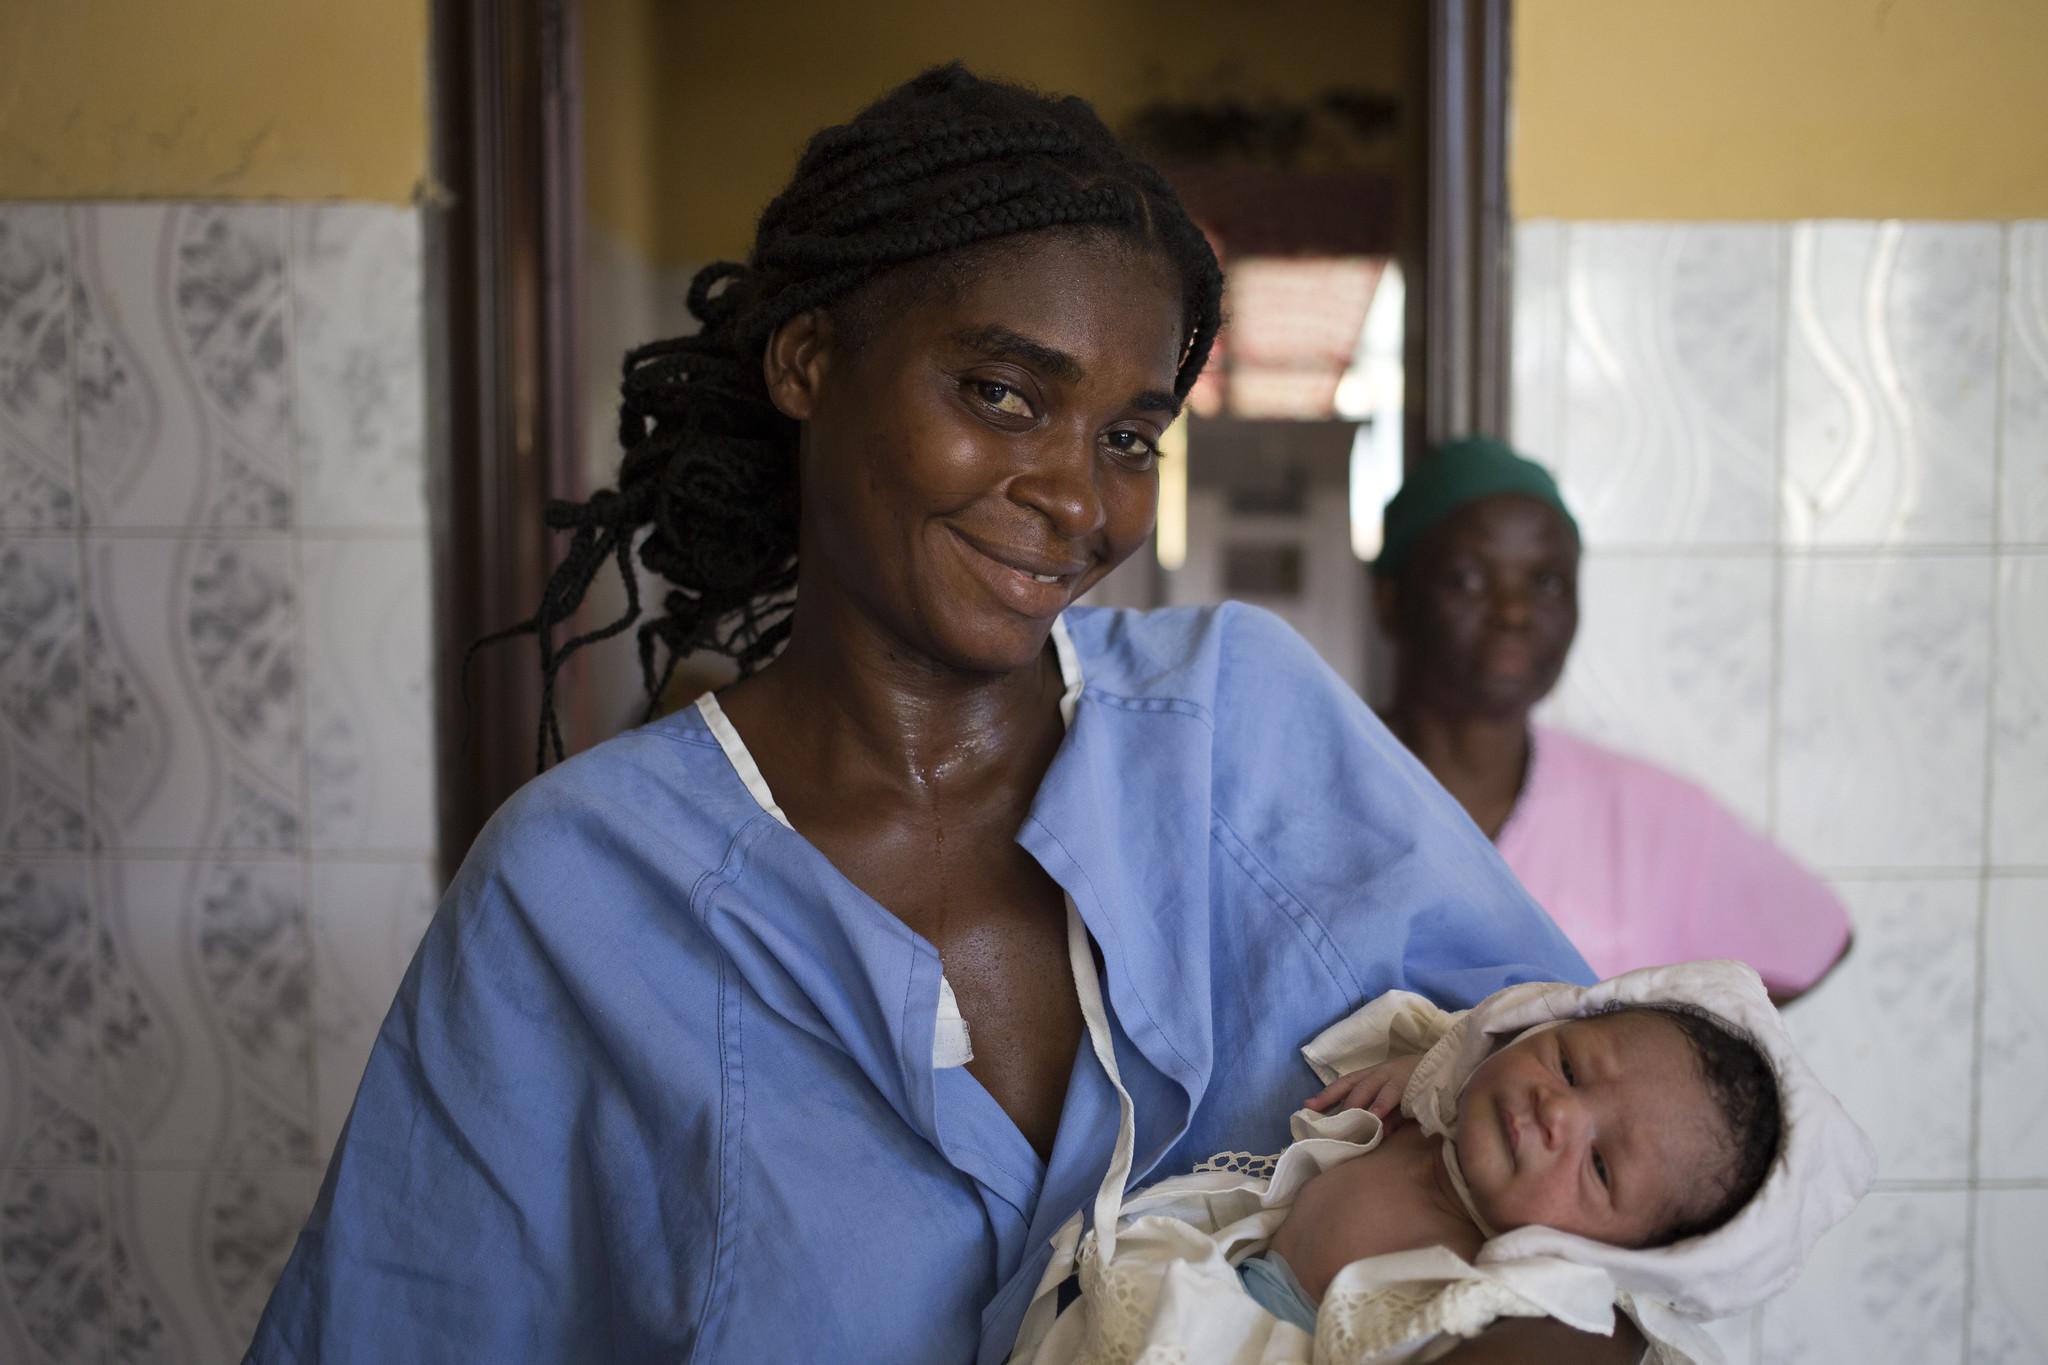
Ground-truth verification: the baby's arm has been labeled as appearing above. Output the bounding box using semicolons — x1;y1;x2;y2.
1301;1053;1422;1130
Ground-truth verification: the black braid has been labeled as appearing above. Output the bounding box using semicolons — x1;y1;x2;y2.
492;63;1225;769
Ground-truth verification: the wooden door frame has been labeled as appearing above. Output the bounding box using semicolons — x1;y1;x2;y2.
1412;0;1514;453
426;0;583;883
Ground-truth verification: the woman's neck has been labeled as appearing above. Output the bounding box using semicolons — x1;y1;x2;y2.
723;607;1067;806
1382;703;1531;840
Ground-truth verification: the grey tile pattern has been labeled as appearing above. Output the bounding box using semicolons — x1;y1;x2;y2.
1515;219;2048;1359
1783;222;2003;547
1979;878;2048;1181
1558;223;1784;545
1538;552;1775;830
1991;553;2048;865
1971;1187;2048;1363
1760;1190;1968;1364
0;207;76;530
1776;554;1992;870
0;200;434;1364
2005;224;2048;545
0;540;91;851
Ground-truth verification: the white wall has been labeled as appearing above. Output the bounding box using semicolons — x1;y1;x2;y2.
0;202;436;1362
1515;219;2048;1363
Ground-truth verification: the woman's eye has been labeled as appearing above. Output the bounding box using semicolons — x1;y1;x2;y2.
971;381;1033;418
1593;1150;1610;1188
1102;429;1158;469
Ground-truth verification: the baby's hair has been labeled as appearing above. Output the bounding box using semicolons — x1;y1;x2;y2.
476;62;1225;769
1605;1002;1783;1247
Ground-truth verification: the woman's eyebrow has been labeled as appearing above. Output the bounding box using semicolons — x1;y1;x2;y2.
949;324;1182;417
950;324;1083;382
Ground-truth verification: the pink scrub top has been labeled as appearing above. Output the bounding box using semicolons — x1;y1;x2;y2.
1496;725;1851;996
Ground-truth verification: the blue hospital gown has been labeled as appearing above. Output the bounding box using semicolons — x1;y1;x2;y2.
247;603;1589;1364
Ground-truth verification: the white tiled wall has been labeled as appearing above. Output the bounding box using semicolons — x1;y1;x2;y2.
0;202;436;1363
1518;219;2048;1363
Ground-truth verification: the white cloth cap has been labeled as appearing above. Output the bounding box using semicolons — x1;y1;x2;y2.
1403;959;1876;1321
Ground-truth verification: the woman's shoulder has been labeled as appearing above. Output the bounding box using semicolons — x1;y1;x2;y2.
1064;601;1326;708
462;705;773;890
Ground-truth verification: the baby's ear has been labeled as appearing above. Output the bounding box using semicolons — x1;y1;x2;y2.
763;310;834;421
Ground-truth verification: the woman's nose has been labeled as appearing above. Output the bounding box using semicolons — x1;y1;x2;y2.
1008;433;1107;539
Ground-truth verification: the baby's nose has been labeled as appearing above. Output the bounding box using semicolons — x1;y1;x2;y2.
1534;1086;1581;1149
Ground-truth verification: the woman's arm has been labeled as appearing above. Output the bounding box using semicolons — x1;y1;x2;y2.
1431;1311;1646;1363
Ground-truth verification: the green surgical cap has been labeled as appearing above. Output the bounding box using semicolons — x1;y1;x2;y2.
1371;436;1579;578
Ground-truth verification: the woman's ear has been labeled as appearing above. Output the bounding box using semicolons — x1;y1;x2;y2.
763;309;833;421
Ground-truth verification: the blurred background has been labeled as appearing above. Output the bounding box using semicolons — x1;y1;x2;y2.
1;0;2044;1360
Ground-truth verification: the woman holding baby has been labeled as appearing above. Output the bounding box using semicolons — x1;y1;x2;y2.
250;67;1649;1363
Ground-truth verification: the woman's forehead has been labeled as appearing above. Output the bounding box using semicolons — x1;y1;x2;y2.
889;234;1187;379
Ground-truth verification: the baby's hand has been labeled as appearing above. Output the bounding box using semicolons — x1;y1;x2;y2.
1303;1054;1422;1130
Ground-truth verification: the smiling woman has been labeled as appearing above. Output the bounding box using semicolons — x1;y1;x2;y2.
246;65;1609;1365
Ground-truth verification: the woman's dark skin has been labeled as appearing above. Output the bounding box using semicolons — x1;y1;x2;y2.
1376;494;1581;841
719;234;1184;1157
719;236;1646;1362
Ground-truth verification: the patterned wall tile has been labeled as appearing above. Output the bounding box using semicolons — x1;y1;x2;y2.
1783;222;2002;547
0;539;92;850
1787;878;1978;1182
1775;554;1992;870
1972;1187;2048;1363
1759;1190;1966;1364
0;206;77;529
303;537;435;852
1510;220;1565;465
1991;553;2048;865
291;205;425;531
308;858;436;1156
0;861;103;1166
1979;878;2048;1181
71;204;294;532
105;1166;317;1364
1558;224;1784;546
2004;223;2048;544
0;1167;109;1365
94;858;314;1169
1538;552;1775;829
83;537;303;852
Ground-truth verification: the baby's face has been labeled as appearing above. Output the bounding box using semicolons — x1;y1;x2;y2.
1454;1010;1728;1248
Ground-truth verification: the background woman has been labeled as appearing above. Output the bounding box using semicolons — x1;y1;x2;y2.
1373;437;1852;1004
249;69;1609;1363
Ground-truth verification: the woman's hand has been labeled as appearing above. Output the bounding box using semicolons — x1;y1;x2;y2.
1302;1054;1423;1130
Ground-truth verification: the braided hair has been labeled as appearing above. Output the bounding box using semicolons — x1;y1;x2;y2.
483;63;1225;770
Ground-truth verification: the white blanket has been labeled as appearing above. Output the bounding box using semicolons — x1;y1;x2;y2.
1011;965;1873;1365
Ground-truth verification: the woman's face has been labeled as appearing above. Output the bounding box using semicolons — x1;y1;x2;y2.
1387;494;1580;720
773;232;1186;676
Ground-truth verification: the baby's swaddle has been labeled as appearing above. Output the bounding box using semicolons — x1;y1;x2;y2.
1008;961;1875;1365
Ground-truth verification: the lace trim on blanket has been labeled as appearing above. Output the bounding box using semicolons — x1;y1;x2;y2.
1316;1279;1545;1360
1192;1149;1283;1181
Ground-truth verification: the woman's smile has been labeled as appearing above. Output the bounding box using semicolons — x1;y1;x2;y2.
947;525;1089;619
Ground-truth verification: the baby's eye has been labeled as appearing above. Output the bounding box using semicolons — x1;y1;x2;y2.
1560;1054;1577;1086
1592;1150;1610;1188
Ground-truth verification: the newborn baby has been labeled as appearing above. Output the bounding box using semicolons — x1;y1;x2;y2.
1246;1002;1779;1332
1011;961;1874;1365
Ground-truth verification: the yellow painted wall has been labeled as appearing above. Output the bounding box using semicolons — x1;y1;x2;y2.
0;0;427;201
1514;0;2048;220
584;0;1414;264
